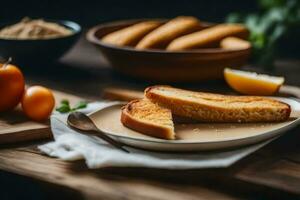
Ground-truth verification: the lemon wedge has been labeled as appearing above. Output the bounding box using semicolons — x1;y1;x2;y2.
224;68;284;95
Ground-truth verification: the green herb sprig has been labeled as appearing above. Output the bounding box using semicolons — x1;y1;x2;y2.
227;0;300;69
56;99;88;113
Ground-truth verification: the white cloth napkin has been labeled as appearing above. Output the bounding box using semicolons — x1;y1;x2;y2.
39;102;270;169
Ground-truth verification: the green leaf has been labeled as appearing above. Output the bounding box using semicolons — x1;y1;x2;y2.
56;99;88;113
226;13;242;23
56;104;71;113
72;101;88;110
259;0;285;9
250;32;266;49
226;0;300;69
60;99;70;106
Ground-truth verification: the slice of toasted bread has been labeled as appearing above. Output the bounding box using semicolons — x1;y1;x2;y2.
121;99;175;139
145;86;291;122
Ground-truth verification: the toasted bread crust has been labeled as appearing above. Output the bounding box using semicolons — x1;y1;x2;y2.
167;24;249;50
136;16;201;49
121;99;175;139
145;86;291;122
101;21;161;47
220;37;251;50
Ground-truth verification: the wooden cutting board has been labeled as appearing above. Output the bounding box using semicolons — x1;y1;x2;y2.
0;90;82;144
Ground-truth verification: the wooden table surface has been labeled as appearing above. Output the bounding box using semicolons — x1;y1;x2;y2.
1;36;300;200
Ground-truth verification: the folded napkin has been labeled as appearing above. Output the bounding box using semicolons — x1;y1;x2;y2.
39;102;270;169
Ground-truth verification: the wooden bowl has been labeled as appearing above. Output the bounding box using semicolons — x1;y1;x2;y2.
86;19;251;82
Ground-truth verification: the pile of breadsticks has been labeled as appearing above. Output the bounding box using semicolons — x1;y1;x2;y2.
101;16;251;51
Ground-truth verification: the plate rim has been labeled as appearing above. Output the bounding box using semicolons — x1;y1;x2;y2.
103;118;300;145
91;97;300;145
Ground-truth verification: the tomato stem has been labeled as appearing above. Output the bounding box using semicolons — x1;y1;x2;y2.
1;57;12;69
2;57;12;68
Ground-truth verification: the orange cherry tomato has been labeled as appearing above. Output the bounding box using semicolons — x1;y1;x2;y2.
0;61;25;112
21;86;55;121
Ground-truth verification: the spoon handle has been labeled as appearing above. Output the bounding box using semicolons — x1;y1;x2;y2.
67;111;130;153
88;130;130;153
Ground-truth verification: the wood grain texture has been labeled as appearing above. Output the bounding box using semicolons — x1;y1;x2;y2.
0;143;299;199
0;146;239;200
235;158;300;194
231;127;300;195
102;87;143;101
0;90;82;144
102;86;300;102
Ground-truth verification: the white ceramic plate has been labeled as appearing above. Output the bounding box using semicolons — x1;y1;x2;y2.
88;97;300;152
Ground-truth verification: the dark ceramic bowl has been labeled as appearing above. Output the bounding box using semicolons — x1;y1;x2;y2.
87;19;251;82
0;19;81;65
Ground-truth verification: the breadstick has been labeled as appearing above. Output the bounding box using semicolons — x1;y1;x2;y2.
167;24;249;50
220;37;251;50
136;16;201;49
101;21;161;47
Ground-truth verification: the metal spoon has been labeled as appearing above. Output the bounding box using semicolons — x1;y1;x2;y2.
67;112;129;153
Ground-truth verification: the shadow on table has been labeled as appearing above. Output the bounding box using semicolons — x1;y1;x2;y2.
0;171;82;200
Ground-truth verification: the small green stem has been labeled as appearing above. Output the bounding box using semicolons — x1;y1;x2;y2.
1;57;12;69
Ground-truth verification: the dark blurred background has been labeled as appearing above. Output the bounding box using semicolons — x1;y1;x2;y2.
0;0;258;27
0;0;298;59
